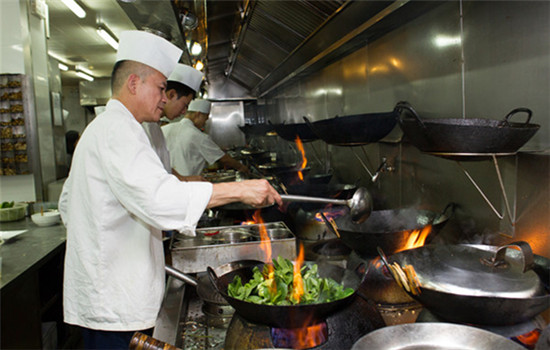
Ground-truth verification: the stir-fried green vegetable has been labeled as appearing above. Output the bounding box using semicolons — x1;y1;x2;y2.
227;256;354;305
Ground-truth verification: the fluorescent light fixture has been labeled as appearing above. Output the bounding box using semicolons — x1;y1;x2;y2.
76;65;94;76
194;60;204;71
58;62;69;71
434;35;461;47
76;71;94;82
97;26;118;50
60;0;86;19
191;42;202;56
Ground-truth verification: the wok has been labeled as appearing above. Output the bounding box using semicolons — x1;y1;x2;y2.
351;323;525;350
385;242;550;325
304;108;398;146
396;101;540;156
269;121;318;142
207;260;364;328
238;124;274;137
334;204;454;256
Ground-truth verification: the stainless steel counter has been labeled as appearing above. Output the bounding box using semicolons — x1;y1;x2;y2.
0;217;66;289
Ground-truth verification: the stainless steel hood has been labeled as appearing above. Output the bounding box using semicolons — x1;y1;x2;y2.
118;0;441;99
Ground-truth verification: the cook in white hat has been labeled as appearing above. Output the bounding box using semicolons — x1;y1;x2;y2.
59;30;280;349
162;99;250;177
142;63;205;180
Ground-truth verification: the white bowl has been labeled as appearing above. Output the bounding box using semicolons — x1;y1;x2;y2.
31;210;61;227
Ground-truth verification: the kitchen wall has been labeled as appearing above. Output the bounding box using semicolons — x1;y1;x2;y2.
264;1;550;256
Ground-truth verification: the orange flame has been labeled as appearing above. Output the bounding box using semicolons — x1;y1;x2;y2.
295;323;327;349
253;210;274;280
515;329;541;347
295;136;307;180
395;225;432;252
240;219;256;225
291;243;305;302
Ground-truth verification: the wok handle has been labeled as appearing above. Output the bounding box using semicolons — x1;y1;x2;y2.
206;266;223;294
164;265;198;287
436;202;456;222
481;241;535;273
395;101;426;127
502;107;533;125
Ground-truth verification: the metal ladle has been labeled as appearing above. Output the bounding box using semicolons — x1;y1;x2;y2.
280;187;373;224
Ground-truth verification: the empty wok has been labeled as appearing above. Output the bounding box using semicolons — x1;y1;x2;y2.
269;121;319;142
396;101;540;156
304;108;398;146
334;204;454;256
207;260;363;328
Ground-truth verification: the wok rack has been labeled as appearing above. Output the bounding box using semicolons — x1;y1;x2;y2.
350;146;394;183
426;152;518;229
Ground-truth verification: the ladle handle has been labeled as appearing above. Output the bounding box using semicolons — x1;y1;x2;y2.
164;265;198;287
280;194;348;206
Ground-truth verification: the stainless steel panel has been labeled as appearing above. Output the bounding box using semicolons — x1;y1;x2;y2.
262;1;550;253
207;101;245;149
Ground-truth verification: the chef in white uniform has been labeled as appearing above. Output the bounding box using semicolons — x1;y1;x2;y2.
142;63;205;181
58;30;281;350
162;99;249;176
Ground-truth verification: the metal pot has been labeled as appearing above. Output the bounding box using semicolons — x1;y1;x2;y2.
351;323;525;350
207;260;364;328
385;242;550;325
334;204;454;256
396;101;540;156
303;107;398;146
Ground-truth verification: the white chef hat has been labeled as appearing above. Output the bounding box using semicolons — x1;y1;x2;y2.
168;64;204;92
188;99;211;114
116;30;183;78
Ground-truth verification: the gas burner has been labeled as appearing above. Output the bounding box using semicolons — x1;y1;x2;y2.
224;295;385;350
417;308;546;349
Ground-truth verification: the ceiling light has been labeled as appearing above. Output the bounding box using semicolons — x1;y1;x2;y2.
97;26;118;50
60;0;86;19
191;42;202;56
194;60;204;71
58;63;69;71
434;35;461;47
76;71;94;82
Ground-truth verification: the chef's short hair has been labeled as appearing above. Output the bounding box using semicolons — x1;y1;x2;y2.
166;81;196;100
111;60;156;93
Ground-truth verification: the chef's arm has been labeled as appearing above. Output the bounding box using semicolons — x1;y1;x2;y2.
207;179;282;208
172;168;206;182
217;153;249;174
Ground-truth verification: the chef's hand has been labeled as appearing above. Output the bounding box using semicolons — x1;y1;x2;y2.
208;179;282;209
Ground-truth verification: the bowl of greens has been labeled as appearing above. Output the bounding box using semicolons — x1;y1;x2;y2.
0;201;27;222
208;256;363;328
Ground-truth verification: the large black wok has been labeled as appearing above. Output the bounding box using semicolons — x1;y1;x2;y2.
269;121;319;142
208;260;363;328
396;101;540;156
304;108;398;146
385;242;550;325
334;204;454;256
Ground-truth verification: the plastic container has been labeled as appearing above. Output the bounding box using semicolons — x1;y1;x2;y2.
0;202;27;222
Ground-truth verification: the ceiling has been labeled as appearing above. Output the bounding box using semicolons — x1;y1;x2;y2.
47;0;438;99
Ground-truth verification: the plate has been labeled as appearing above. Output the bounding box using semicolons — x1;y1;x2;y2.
351;323;524;350
0;230;27;243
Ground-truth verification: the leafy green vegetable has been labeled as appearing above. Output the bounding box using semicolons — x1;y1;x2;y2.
1;201;15;209
227;256;354;306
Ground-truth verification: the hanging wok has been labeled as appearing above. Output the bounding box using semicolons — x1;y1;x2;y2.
384;242;550;325
238;124;274;137
303;107;399;146
207;260;364;328
269;121;319;142
396;101;540;156
334;204;454;256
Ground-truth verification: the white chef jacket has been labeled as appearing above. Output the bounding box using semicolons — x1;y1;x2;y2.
143;122;171;172
59;99;212;331
162;118;225;176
